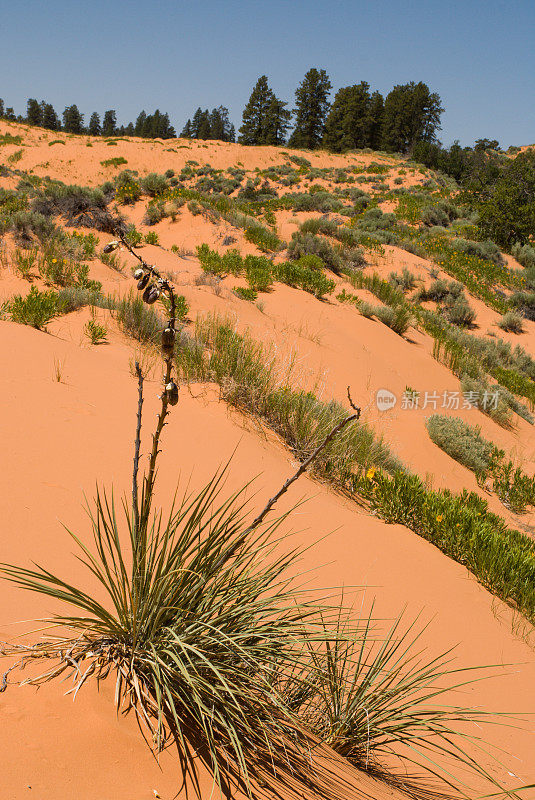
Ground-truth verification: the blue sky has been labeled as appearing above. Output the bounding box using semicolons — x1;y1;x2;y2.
2;0;534;147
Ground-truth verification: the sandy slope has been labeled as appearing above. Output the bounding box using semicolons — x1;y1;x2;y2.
2;122;535;798
0;319;534;799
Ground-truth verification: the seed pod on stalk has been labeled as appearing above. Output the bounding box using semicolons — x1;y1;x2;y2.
143;285;160;305
137;273;150;291
165;380;179;405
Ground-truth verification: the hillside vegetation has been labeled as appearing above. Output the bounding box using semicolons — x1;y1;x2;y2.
1;119;535;800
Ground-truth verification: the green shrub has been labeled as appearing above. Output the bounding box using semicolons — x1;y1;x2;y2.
9;210;57;243
0;133;23;146
421;205;450;227
459;375;512;428
489;452;535;514
373;304;413;335
273;261;335;299
113;292;163;344
498;311;524;333
123;225;143;248
244;224;282;252
101;157;127;168
297;253;323;271
450;237;504;267
447;295;476;327
187;199;203;215
388;267;416;292
197;243;227;275
115;171;141;204
84;319;108;344
418;278;464;303
140;172;168;196
234;286;258;302
426;415;494;473
511;242;535;270
12;248;38;279
245;256;273;292
287;232;343;273
144;231;159;245
7;286;58;329
509;291;535;321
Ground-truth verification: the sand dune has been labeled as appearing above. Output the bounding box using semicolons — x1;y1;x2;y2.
1;121;535;798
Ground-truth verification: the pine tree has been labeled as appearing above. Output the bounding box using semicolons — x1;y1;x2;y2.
323;82;372;152
62;104;84;134
88;112;101;136
381;82;443;153
264;97;291;145
26;98;42;127
135;111;147;136
102;110;117;137
41;102;60;130
289;68;331;149
238;76;275;145
191;108;211;140
368;91;384;150
125;122;135;136
158;111;176;139
4;107;16;121
0;99;4;118
207;106;230;141
228;123;236;143
181;119;193;138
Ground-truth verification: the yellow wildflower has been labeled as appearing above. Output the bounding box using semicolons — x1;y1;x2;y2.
366;467;376;480
436;514;443;522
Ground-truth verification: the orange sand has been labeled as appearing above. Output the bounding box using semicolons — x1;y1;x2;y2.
1;121;535;798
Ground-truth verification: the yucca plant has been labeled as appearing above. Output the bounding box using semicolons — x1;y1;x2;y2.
0;472;337;792
281;611;515;800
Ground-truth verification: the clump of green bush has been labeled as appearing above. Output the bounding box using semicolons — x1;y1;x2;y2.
244;224;282;253
497;312;524;333
140;173;168;196
426;414;494;473
418;279;475;327
196;245;335;299
389;267;416;292
6;286;58;330
101;157;127;168
234;287;258;302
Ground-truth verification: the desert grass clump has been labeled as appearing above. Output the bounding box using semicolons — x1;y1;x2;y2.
389;267;416;292
182;315;403;479
12;247;38;280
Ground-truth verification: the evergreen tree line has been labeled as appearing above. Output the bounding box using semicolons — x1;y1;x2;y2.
1;70;443;152
0;98;176;139
180;106;235;142
236;70;444;153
